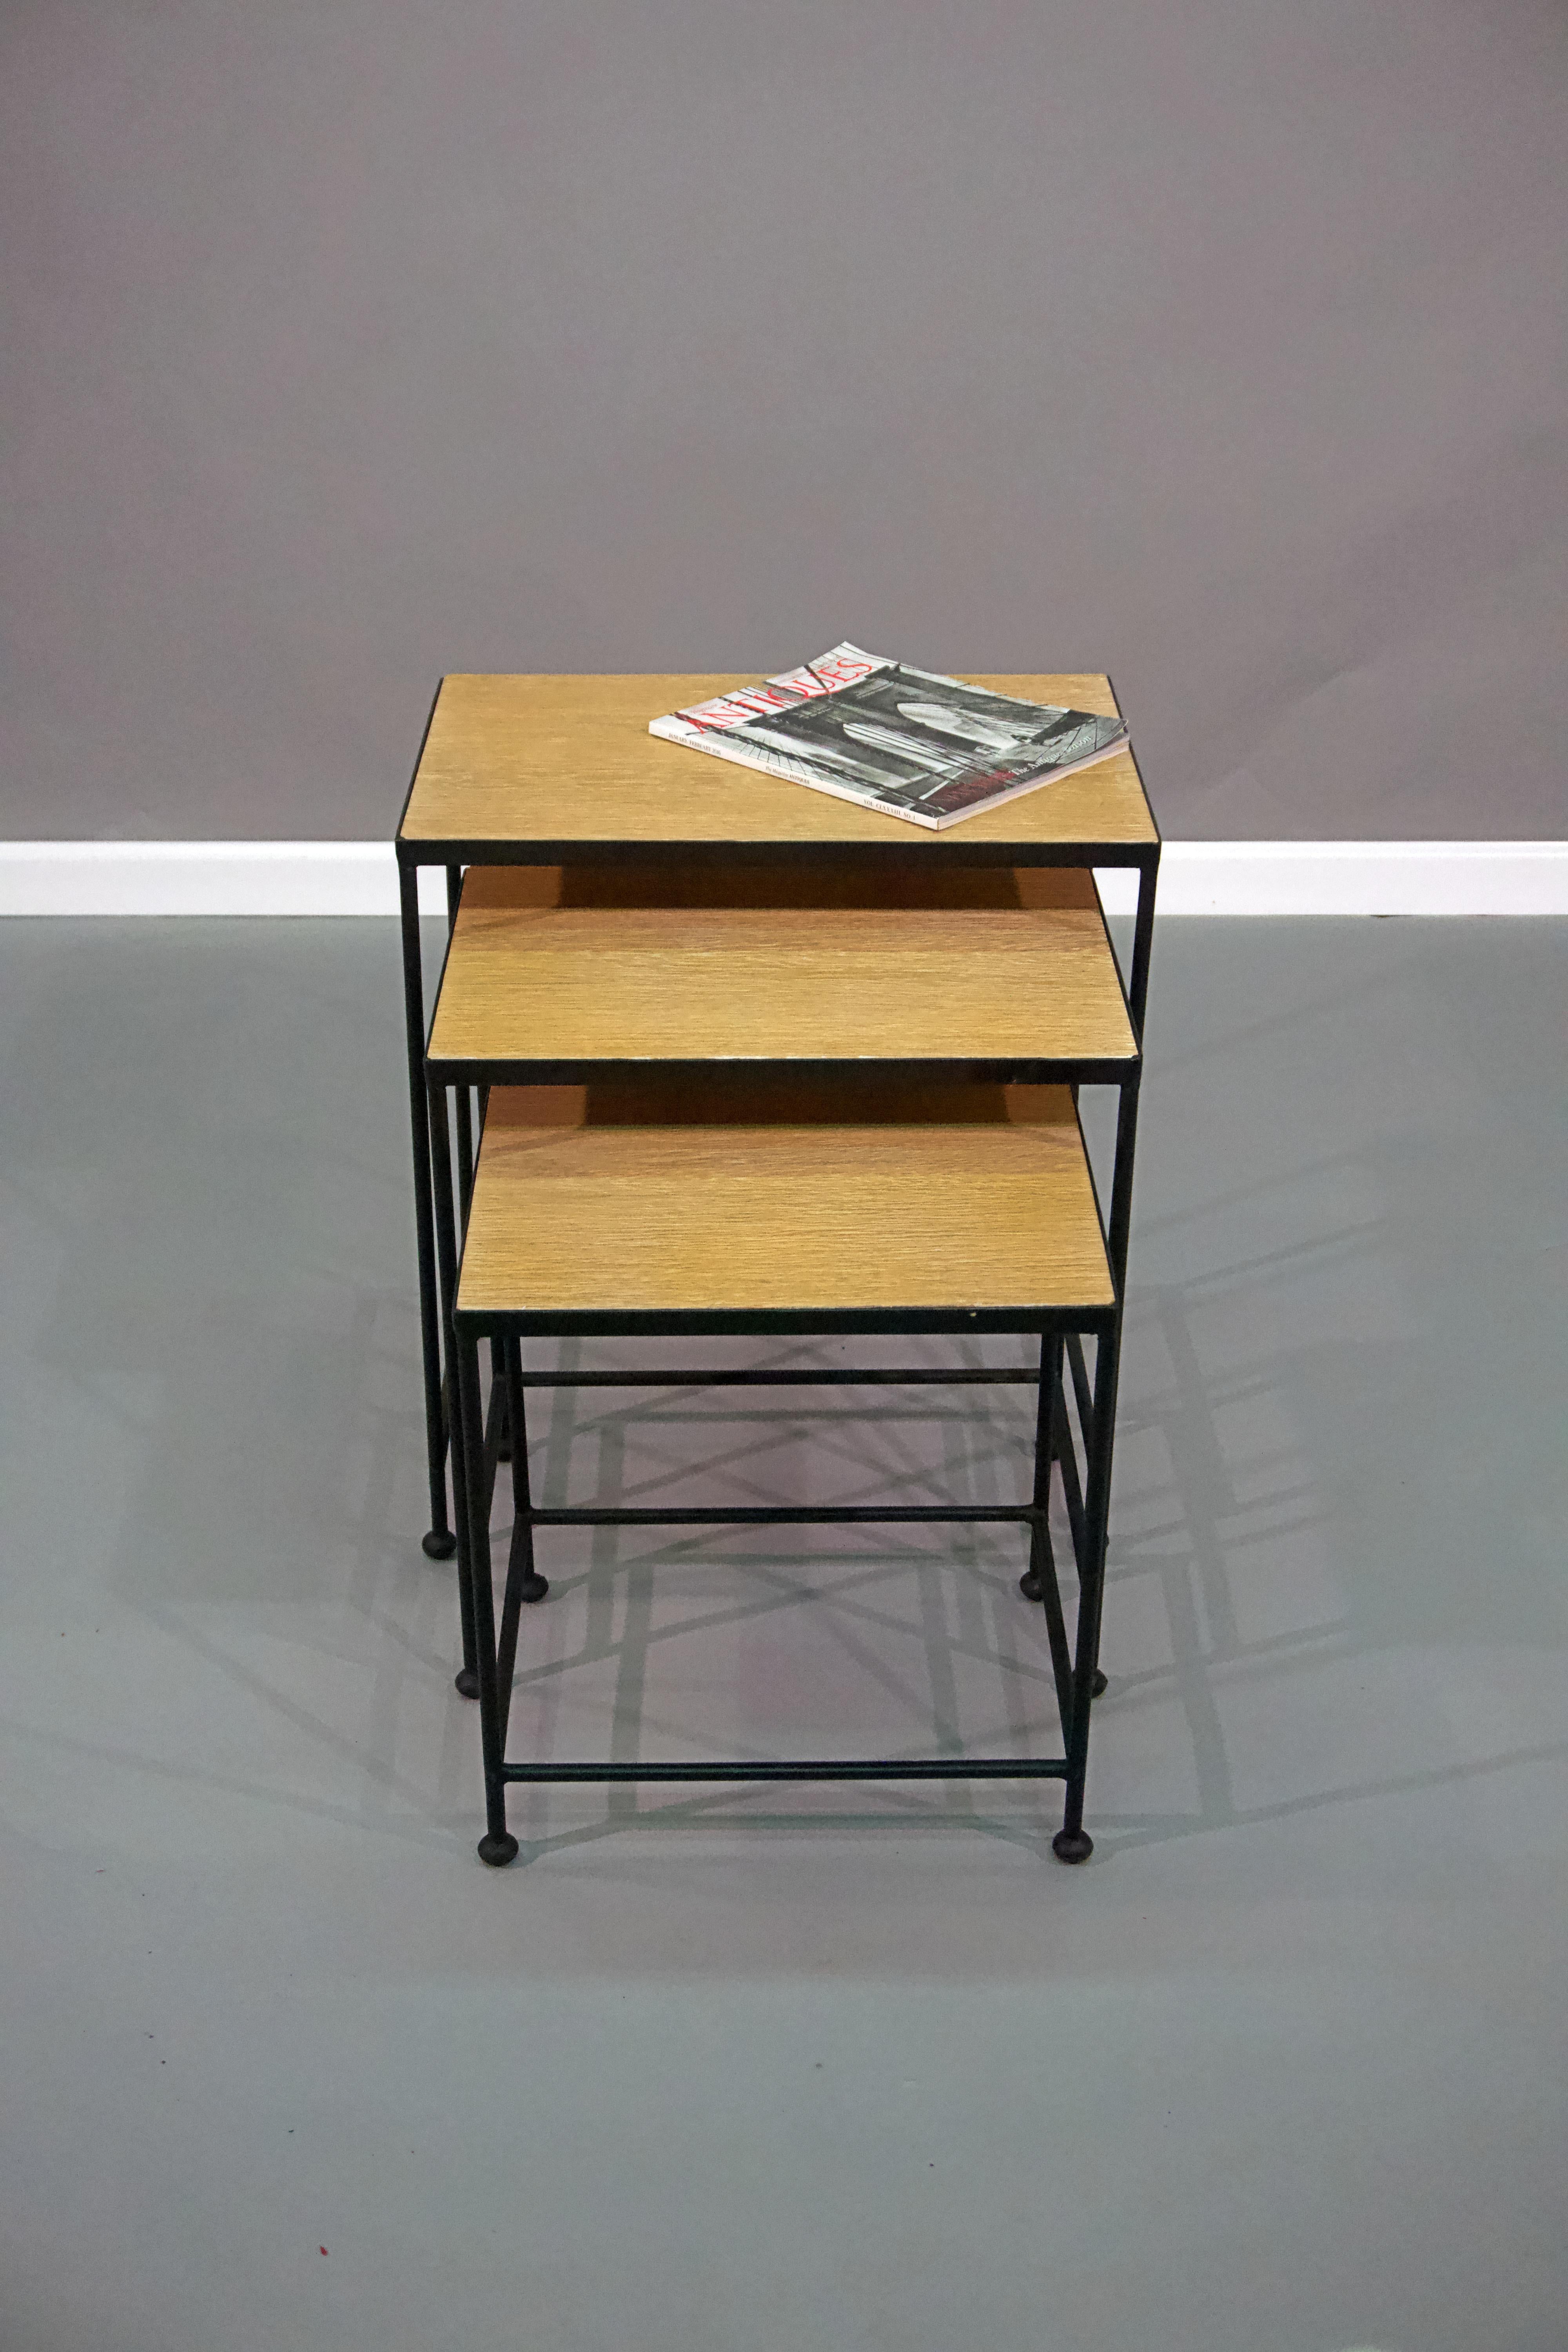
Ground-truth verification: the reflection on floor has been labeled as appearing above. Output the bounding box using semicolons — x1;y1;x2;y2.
0;917;1563;2352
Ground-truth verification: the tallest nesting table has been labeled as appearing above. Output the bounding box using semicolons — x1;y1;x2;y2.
396;673;1159;1865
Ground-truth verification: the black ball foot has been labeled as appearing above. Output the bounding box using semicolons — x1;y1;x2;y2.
1018;1568;1045;1602
1091;1668;1108;1698
477;1831;519;1867
517;1573;550;1604
454;1666;480;1700
422;1528;457;1561
1052;1827;1094;1865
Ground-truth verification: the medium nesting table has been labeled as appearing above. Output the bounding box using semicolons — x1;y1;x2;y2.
395;675;1159;1864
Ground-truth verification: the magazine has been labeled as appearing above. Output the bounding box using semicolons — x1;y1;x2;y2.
649;643;1128;831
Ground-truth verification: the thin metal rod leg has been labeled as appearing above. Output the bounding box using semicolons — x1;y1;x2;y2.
470;1085;508;1459
495;1338;549;1748
444;866;477;1222
1053;1336;1114;1863
398;864;454;1559
480;1368;508;1523
457;1331;519;1868
490;1338;511;1460
454;1088;475;1219
428;1079;479;1699
1019;1338;1074;1737
1055;1327;1125;1865
1083;1068;1142;1693
1128;856;1158;1039
1053;1383;1089;1586
1049;1353;1107;1703
1064;1332;1094;1453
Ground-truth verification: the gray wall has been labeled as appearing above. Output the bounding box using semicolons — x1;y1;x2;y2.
3;0;1564;842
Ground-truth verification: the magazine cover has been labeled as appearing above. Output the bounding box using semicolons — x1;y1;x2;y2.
649;644;1128;830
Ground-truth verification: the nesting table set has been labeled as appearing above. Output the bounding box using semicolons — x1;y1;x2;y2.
395;675;1159;1866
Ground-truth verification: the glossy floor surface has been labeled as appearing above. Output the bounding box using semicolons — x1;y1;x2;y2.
1;919;1564;2352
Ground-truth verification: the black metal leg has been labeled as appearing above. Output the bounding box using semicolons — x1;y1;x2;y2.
494;1338;550;1749
1020;1345;1105;1712
456;1329;519;1868
1053;1063;1143;1858
1089;1068;1141;1697
479;1370;508;1521
468;1083;511;1459
490;1338;511;1459
1054;1318;1123;1864
1047;1344;1108;1704
443;867;478;1223
1063;1330;1095;1448
505;1335;548;1605
1019;1337;1075;1735
1053;1366;1089;1587
428;1078;480;1699
1128;855;1158;1040
454;1088;476;1217
398;863;454;1559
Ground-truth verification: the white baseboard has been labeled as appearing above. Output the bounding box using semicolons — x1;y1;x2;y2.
0;841;446;916
0;838;1564;917
1094;840;1568;917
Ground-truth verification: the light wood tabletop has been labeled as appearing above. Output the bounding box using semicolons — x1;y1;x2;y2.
426;879;1138;1078
399;674;1156;857
456;1082;1114;1323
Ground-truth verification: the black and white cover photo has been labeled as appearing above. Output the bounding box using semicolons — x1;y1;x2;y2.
650;644;1129;829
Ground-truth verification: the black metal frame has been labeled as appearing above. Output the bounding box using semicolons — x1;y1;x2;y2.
395;676;1160;1866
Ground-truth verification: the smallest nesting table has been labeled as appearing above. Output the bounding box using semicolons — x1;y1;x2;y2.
441;1081;1118;1865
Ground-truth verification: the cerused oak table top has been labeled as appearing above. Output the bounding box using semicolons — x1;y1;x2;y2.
398;673;1157;859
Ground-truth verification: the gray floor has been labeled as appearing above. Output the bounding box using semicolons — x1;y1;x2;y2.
1;917;1564;2352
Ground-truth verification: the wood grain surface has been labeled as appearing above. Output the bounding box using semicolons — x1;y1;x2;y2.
400;673;1156;850
457;1083;1113;1316
426;901;1137;1070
